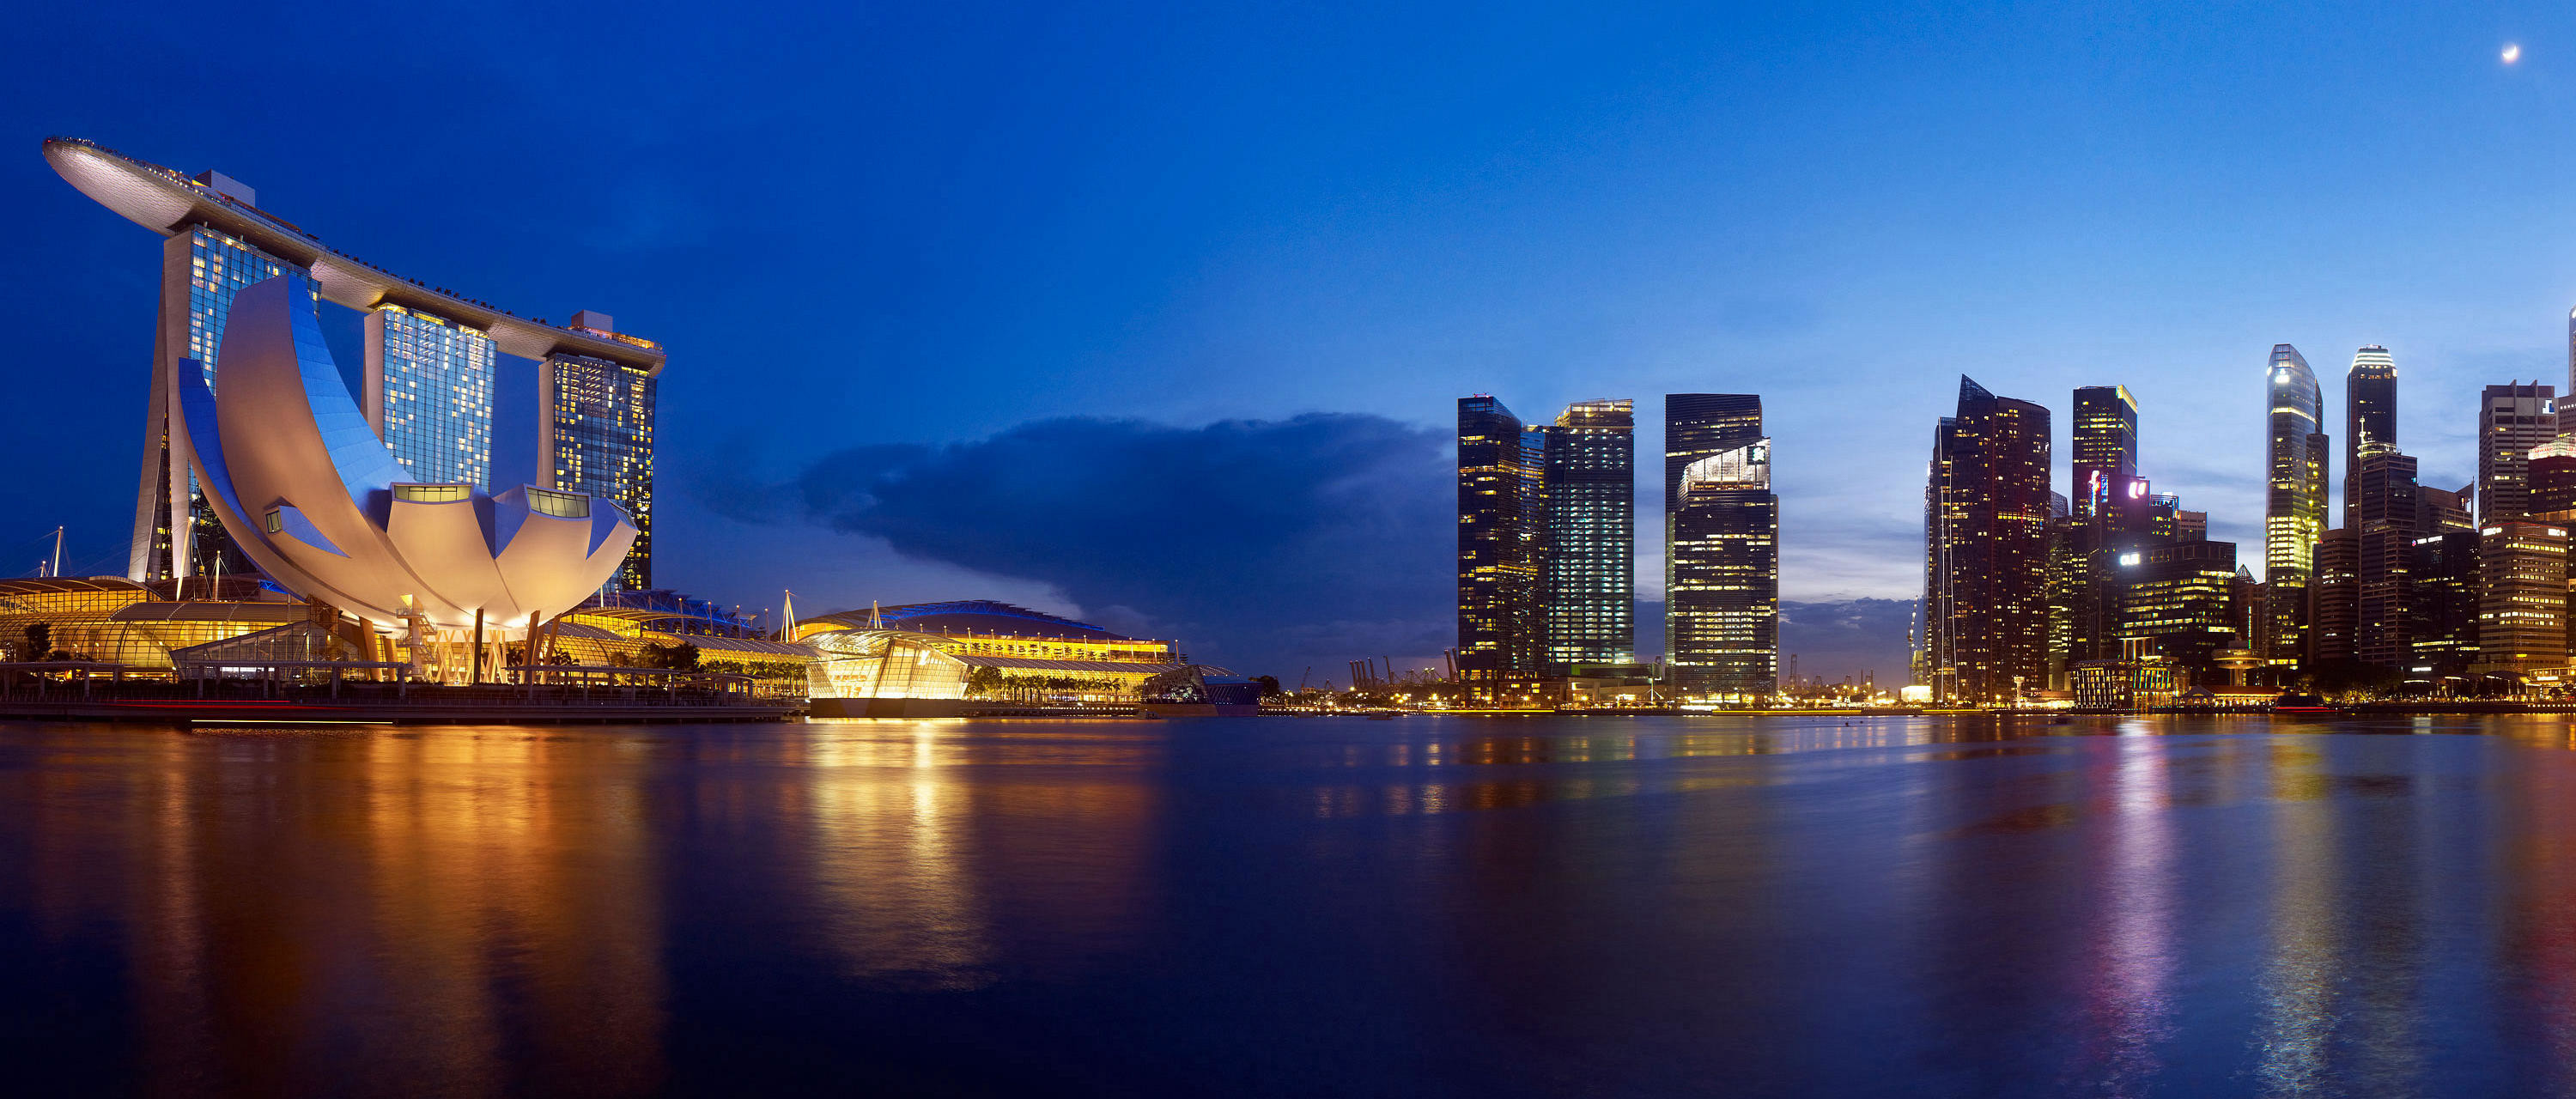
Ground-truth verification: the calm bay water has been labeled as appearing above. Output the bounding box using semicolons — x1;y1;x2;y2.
7;714;2576;1096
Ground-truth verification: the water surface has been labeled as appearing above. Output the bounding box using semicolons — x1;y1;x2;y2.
6;713;2576;1096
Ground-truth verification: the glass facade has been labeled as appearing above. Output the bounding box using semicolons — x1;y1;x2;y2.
2409;530;2480;677
1663;394;1763;665
805;630;970;701
1670;438;1777;699
2343;346;2397;531
0;579;306;669
1456;396;1544;698
550;354;657;590
1539;400;1634;672
2070;386;2136;520
372;305;496;488
2474;521;2568;677
2262;344;2325;671
1923;377;2052;704
184;228;305;387
2352;446;2419;668
2115;540;2242;683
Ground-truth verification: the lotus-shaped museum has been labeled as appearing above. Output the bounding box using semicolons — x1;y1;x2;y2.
174;273;637;635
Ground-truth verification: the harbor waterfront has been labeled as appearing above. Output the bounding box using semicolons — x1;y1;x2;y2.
13;714;2576;1095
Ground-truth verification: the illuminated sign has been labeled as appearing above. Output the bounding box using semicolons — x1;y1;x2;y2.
2118;552;2142;566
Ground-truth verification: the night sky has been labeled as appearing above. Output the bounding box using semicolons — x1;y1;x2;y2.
3;3;2571;681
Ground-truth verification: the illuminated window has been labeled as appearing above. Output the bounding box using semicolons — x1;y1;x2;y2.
393;483;471;503
526;488;590;519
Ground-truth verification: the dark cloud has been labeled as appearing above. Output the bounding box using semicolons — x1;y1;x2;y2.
1778;598;1917;685
717;414;1455;677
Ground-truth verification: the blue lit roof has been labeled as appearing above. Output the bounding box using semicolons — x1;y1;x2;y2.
808;600;1139;641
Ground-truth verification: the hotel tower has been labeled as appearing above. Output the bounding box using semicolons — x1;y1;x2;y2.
43;137;663;591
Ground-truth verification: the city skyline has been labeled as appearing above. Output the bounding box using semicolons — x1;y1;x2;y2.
10;7;2576;681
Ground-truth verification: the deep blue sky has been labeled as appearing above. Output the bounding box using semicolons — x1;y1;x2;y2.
3;2;2571;678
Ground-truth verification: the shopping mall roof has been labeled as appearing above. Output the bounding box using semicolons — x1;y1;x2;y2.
803;600;1149;642
110;601;310;625
43;137;663;374
0;577;151;598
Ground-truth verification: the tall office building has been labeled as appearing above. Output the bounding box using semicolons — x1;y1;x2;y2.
1669;439;1778;698
2307;528;2360;668
1457;396;1545;697
1664;394;1763;662
2117;540;2244;683
1538;400;1636;671
45;137;665;587
2342;346;2397;530
2262;345;2327;672
1923;377;2051;703
2351;445;2419;669
2478;383;2559;523
2409;530;2480;679
2473;520;2569;677
2070;386;2138;520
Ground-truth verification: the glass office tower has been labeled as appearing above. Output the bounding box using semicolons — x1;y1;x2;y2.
1539;400;1635;672
1923;376;2051;704
549;353;659;591
367;305;497;488
2262;344;2326;674
2343;345;2397;531
1670;439;1778;699
2351;444;2418;669
2070;385;2137;520
1457;396;1545;699
1664;394;1763;665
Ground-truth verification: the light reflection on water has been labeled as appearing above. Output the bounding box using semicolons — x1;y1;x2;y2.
8;714;2576;1094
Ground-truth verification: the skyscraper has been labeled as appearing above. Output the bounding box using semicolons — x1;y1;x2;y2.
2351;444;2418;669
2262;345;2326;672
1669;438;1778;698
2117;539;2244;683
2070;386;2137;520
1923;377;2051;703
1664;394;1763;663
1457;396;1545;698
2409;530;2480;680
44;137;665;587
1538;400;1635;671
2343;346;2397;531
549;331;659;590
2307;528;2359;668
2478;383;2558;523
2473;519;2569;678
367;305;497;489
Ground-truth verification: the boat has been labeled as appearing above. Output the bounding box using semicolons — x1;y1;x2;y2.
2270;693;2337;714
